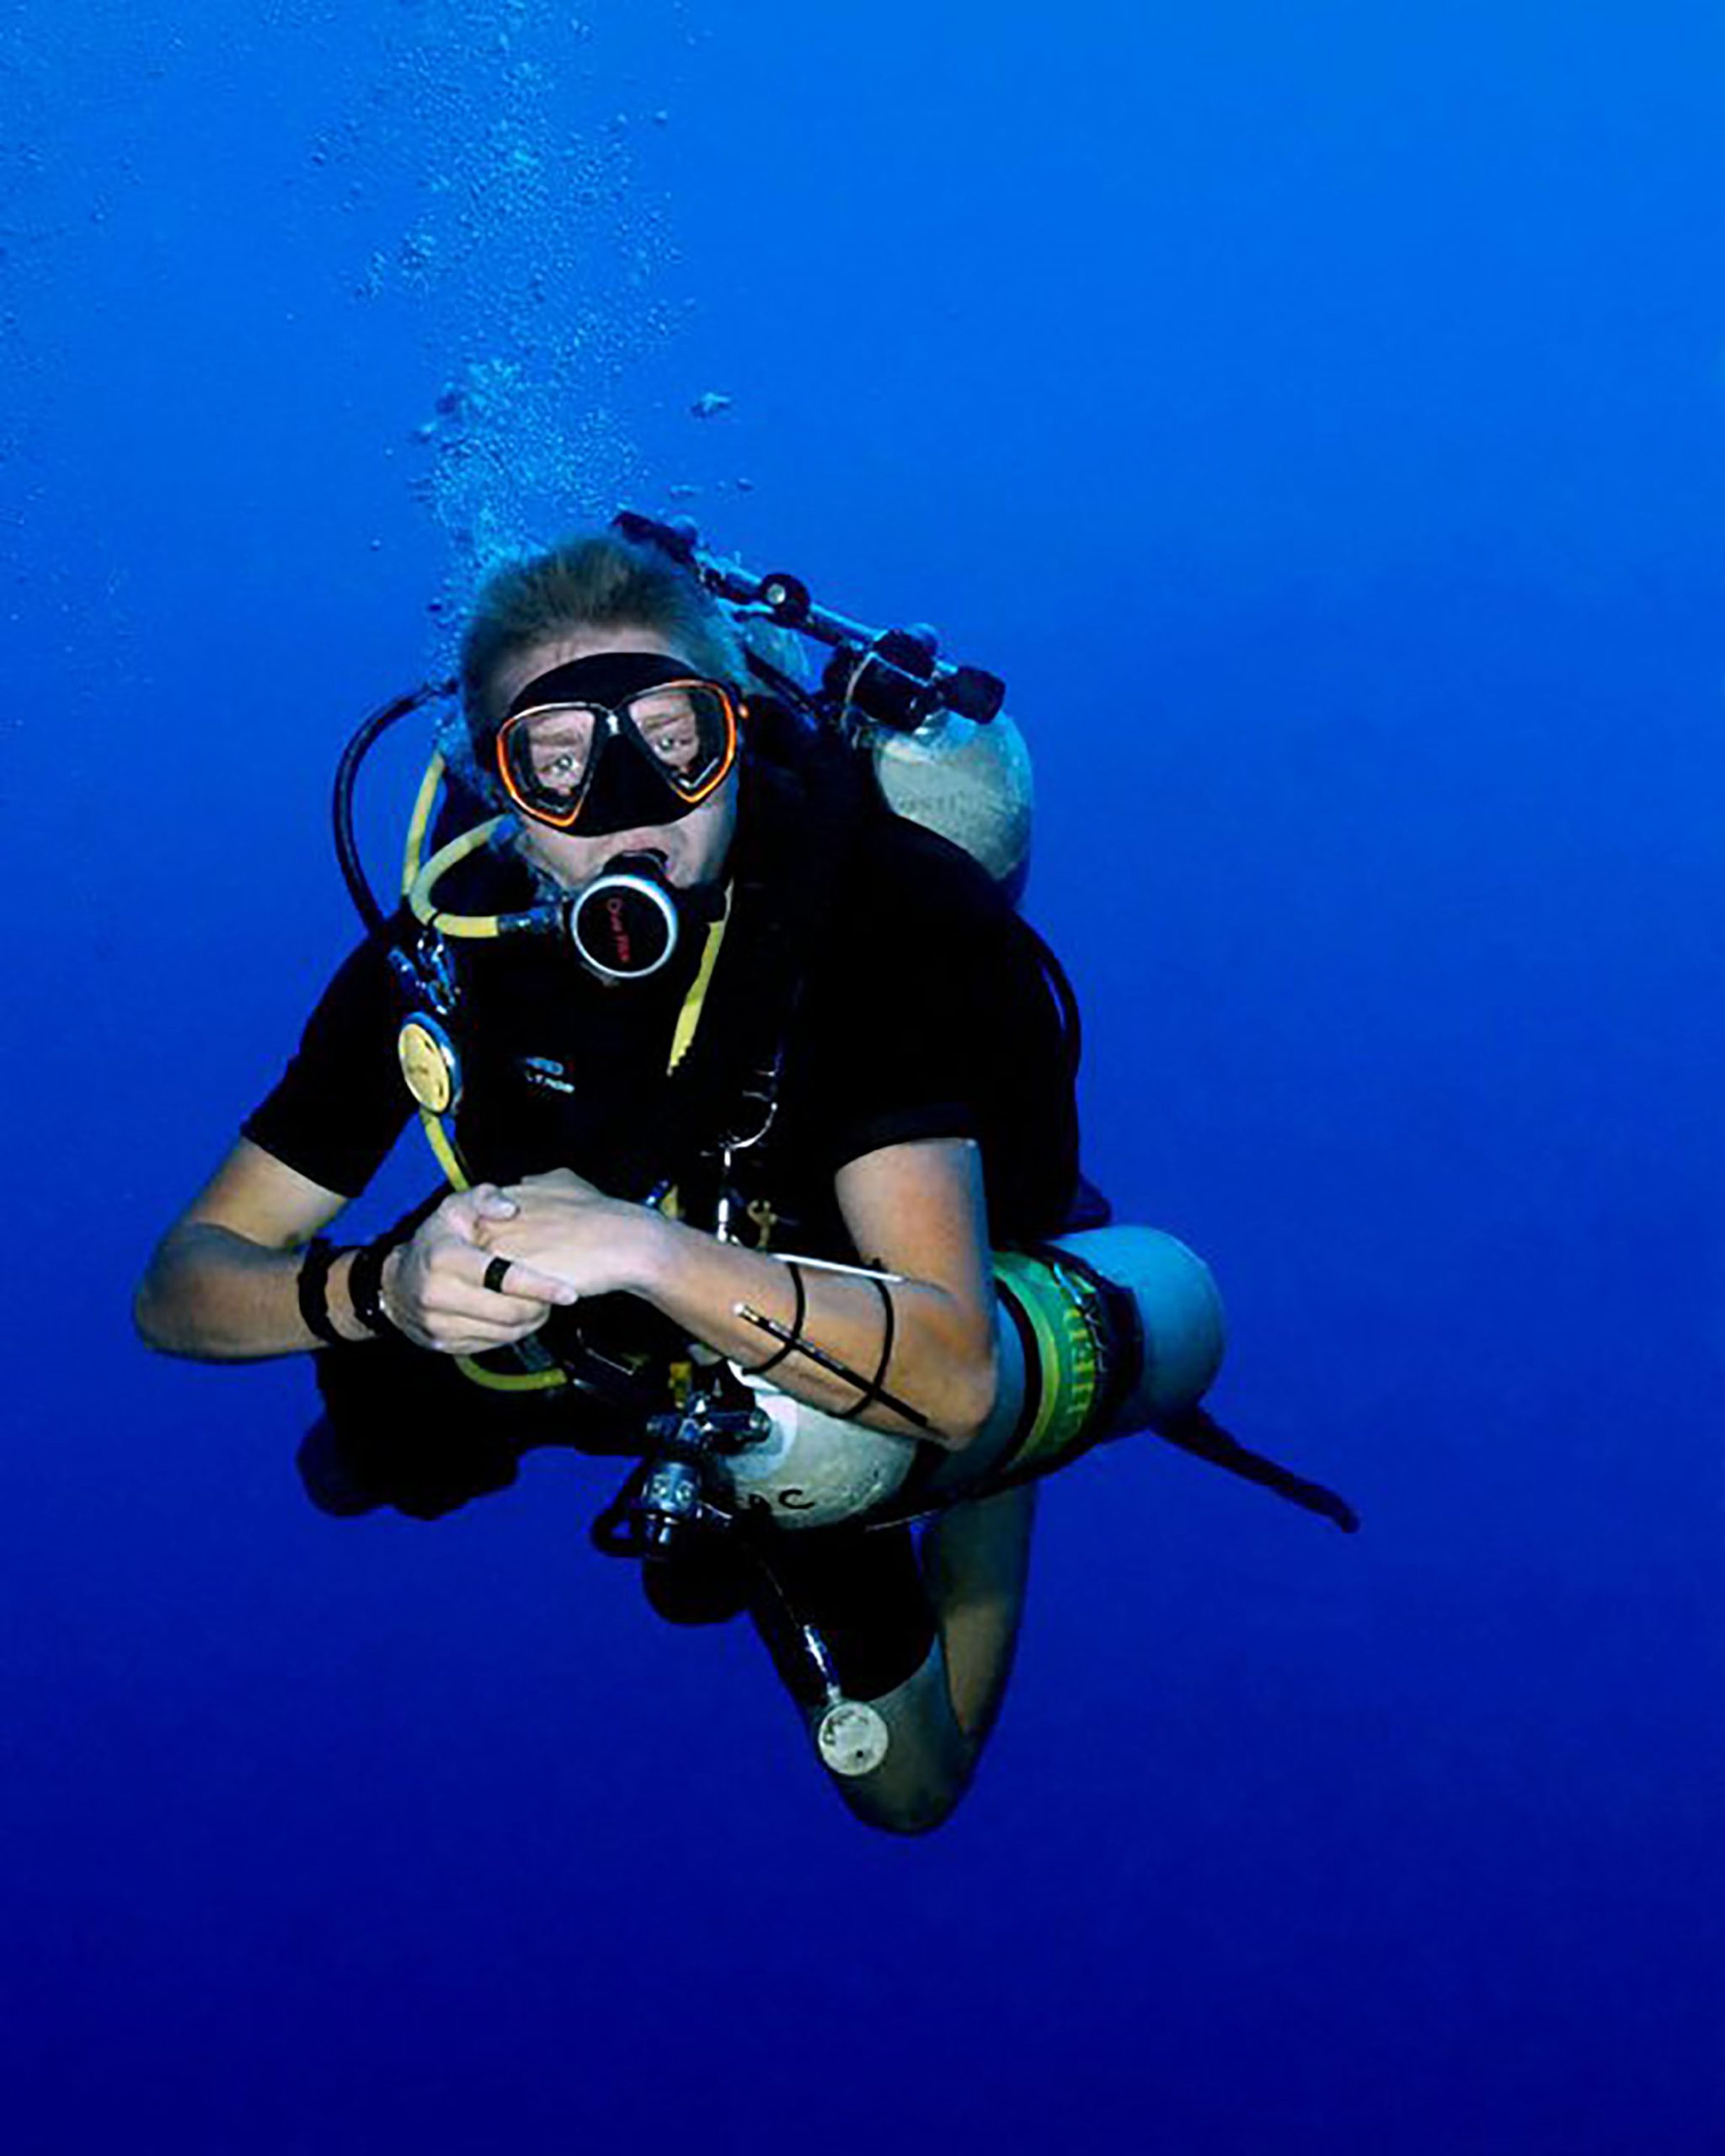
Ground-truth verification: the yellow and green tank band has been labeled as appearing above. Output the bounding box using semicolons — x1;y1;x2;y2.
992;1249;1106;1476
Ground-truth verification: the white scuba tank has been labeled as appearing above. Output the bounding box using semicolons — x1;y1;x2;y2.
868;707;1034;893
714;1228;1226;1531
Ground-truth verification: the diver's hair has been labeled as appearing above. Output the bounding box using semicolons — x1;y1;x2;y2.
457;531;747;733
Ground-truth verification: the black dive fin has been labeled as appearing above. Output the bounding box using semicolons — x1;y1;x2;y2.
1151;1407;1361;1534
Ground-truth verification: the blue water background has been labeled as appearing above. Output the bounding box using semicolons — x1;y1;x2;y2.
4;3;1722;2149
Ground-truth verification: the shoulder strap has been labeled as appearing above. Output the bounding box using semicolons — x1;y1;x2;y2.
649;742;869;1196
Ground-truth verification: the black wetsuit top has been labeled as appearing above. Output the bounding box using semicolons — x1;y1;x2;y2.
247;755;1077;1251
245;747;1080;1696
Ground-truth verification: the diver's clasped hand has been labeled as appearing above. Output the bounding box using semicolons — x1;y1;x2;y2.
473;1168;655;1301
382;1183;579;1355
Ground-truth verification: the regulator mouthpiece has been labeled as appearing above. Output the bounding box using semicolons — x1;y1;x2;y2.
568;856;681;981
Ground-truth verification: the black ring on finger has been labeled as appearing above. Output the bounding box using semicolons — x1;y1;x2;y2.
483;1255;514;1295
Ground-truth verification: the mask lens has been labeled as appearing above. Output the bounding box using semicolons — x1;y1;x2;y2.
494;674;739;830
499;703;602;819
622;682;734;794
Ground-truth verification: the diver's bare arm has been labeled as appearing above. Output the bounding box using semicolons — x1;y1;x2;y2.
134;1139;567;1361
134;1141;361;1358
137;1221;365;1359
625;1139;1000;1450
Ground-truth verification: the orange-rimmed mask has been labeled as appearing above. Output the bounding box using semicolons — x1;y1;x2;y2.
491;651;740;836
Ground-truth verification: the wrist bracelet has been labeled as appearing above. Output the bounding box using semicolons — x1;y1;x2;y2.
296;1237;345;1347
346;1237;398;1337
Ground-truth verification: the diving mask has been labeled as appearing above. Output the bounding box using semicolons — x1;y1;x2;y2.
491;650;740;837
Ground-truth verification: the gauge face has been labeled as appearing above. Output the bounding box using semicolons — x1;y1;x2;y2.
817;1700;891;1777
398;1017;460;1114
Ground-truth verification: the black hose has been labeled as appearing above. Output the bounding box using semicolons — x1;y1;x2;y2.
1012;915;1084;1087
331;680;453;936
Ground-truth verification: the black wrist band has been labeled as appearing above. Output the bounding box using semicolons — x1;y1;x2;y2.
346;1237;398;1337
296;1237;344;1347
745;1260;806;1377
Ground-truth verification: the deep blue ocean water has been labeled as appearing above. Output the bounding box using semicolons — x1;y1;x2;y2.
5;3;1723;2149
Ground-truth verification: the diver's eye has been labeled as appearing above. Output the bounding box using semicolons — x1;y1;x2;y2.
641;717;699;766
634;697;695;744
532;743;587;790
515;706;599;798
629;686;724;776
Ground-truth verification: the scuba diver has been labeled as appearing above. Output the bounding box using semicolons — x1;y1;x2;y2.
136;512;1354;1836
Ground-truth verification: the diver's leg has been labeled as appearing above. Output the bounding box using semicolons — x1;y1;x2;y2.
920;1479;1037;1750
750;1487;1037;1836
748;1526;970;1836
805;1643;972;1836
817;1482;1038;1834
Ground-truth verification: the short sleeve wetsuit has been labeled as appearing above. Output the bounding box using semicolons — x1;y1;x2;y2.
244;750;1081;1698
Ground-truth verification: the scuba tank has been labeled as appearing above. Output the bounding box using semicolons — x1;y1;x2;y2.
720;1226;1227;1531
869;704;1034;900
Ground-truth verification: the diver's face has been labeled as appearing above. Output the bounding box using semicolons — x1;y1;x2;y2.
484;623;740;894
